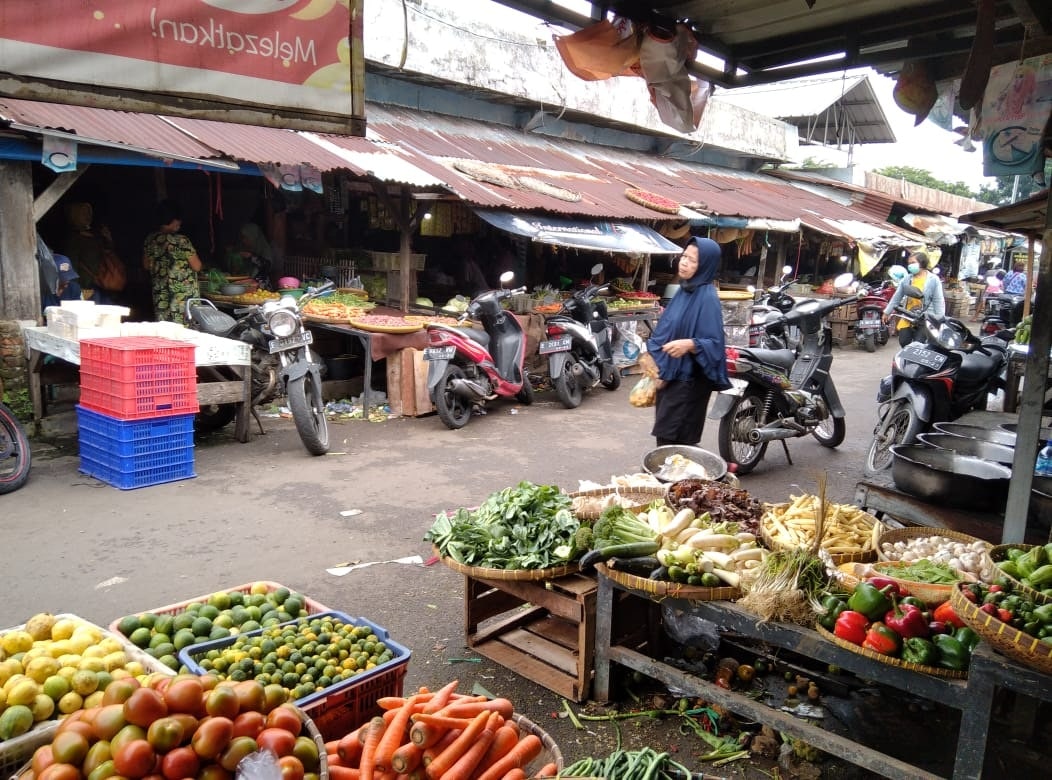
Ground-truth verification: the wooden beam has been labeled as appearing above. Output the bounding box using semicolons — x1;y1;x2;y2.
0;161;42;321
32;167;89;223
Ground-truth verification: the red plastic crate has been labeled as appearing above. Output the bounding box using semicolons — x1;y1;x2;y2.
79;386;198;419
80;369;196;402
80;337;196;370
81;359;196;384
301;657;408;741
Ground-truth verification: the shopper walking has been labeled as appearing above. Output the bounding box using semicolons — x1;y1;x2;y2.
143;201;202;325
1003;260;1028;295
883;252;945;347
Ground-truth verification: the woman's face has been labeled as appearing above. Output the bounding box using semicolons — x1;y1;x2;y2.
677;244;699;280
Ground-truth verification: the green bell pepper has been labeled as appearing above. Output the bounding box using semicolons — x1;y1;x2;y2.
847;581;894;621
955;626;980;654
1033;603;1052;625
932;634;968;670
901;637;938;666
1016;546;1048;579
818;595;848;631
1006;547;1025;561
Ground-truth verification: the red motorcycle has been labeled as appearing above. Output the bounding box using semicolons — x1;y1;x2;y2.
855;280;895;352
423;272;534;429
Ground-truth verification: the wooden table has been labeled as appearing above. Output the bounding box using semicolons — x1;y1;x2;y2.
24;327;253;442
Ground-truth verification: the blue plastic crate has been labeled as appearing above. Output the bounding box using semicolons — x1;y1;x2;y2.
177;611;411;709
77;406;194;457
79;446;196;490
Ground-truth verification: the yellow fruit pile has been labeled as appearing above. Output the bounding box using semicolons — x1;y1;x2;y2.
0;613;150;742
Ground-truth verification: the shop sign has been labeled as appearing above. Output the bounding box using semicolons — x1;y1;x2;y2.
0;0;359;119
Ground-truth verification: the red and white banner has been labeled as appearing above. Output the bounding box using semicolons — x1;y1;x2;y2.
0;1;356;116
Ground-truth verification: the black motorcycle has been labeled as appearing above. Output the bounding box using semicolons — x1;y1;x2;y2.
539;263;621;408
184;281;335;455
709;280;858;474
981;293;1026;336
0;401;31;494
748;265;800;350
864;296;1010;472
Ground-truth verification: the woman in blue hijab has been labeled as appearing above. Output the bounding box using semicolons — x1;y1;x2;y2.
645;237;731;445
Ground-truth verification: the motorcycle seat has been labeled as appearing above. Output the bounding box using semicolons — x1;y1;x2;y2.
736;347;795;371
189;305;237;337
958;350;1003;382
457;326;490;349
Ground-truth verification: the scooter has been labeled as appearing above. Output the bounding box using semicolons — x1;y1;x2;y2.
708;274;859;475
424;271;534;429
184;281;334;455
748;265;799;349
0;400;31;494
855;279;896;352
539;263;621;408
981;293;1026;335
864;289;1010;472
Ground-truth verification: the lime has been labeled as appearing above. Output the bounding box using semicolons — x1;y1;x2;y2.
241;620;260;634
42;675;70;701
271;587;291;605
153;615;175;637
149;633;171;649
138;613;157;630
209;627;231;641
199;605;220;621
153;642;176;659
191;617;213;638
172;614;195;632
128;627;152;649
117;616;141;637
228;591;245;606
159;655;180;671
209;592;232;610
173;629;198;652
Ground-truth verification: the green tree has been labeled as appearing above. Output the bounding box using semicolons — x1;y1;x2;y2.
873;166;974;198
795;156;838;170
976;163;1051;205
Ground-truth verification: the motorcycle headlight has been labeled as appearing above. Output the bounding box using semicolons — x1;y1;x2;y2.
268;309;298;338
934;324;963;350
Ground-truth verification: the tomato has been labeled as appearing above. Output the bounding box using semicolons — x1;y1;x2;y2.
30;746;55;776
94;704;129;742
218;736;259;772
147;717;186;753
163;678;205;717
102;678;141;707
261;684;287;714
231;712;265;740
232;681;265;715
191;716;233;760
51;731;90;768
124;688;169;728
167;713;199;743
291;737;319;772
147;676;171;695
255;728;296;758
160;746;200;780
113;739;157;779
38;764;82;780
199;674;221;692
197;765;233;780
111;724;148;756
82;740;114;777
264;706;301;737
204;687;239;720
56;720;96;742
278;756;304;780
86;759;117;780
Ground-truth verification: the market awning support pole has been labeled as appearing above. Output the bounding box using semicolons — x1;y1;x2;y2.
1023;234;1035;319
1002;190;1052;544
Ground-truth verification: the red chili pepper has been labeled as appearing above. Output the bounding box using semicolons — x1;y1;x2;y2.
933;601;966;628
988;584;1003;593
960;588;978;603
862;622;902;655
980;602;998;616
997;608;1013;623
884;602;929;638
834;610;869;645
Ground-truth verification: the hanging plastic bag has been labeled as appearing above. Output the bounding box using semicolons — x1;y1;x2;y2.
629;375;658;407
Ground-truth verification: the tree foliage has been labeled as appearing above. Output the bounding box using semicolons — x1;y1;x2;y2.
873;166;975;198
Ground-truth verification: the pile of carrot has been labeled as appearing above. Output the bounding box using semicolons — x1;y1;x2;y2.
322;681;559;780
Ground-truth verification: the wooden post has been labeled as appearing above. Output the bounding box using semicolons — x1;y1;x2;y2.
0;161;41;321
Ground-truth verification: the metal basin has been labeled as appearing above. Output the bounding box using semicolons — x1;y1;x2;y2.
642;445;728;483
916;432;1015;467
999;422;1052;442
931;422;1017;448
890;444;1011;511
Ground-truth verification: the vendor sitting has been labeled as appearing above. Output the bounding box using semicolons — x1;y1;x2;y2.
41;255;82;310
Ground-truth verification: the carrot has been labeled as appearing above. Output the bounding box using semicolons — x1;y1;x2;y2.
475;735;542;780
500;769;527;780
475;725;520;774
435;696;486;713
390;742;425;775
410;715;475;731
325;740;341;755
378;771;399;780
359;716;387;780
328;767;362;780
424;711;490;780
410;719;452;749
422;730;461;765
339;729;366;765
534;762;559;778
438;711;500;780
436;699;514;721
376;695;427;773
420;680;459;715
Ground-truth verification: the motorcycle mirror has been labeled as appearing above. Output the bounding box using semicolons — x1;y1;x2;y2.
833;272;855;290
746;285;756;294
589;263;603;277
901;284;924;300
498;270;515;287
781;265;793;275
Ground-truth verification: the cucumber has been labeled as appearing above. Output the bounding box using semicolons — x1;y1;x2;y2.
608;556;660;577
580;541;660;572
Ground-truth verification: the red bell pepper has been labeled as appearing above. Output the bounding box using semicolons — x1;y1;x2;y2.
884;601;929;638
867;576;907;597
933;601;965;629
833;610;868;645
862;621;902;655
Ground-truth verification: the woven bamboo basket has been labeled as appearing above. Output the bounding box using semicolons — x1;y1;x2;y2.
760;501;883;565
950;582;1052;676
512;712;565;774
814;624;968;679
596;563;740;602
566;485;668;521
989;544;1052;604
836;561;962;606
876;526;992;561
434;546;580;581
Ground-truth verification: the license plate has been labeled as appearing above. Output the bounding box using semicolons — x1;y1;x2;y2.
904;345;946;370
268;331;312;353
424;346;456;361
538;336;572;354
858;321;880;331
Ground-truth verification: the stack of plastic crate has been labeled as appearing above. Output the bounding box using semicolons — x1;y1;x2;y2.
76;337;198;489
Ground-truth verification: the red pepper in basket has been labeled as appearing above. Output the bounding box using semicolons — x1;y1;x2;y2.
862;622;902;655
867;576;907;597
884;601;929;638
933;601;965;629
833;610;868;645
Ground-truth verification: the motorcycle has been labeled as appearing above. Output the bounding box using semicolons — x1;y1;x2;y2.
708;275;858;474
864;290;1010;472
748;265;800;350
981;292;1026;335
424;271;534;429
539;263;621;408
0;400;31;494
855;278;896;352
184;281;335;456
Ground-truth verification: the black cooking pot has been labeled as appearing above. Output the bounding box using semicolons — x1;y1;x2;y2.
890;444;1011;511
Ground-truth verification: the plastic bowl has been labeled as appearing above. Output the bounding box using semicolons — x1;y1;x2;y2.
219;284;247;296
279;288;305;300
642;445;728;482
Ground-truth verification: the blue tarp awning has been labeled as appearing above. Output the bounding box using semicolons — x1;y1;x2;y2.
475;209;682;254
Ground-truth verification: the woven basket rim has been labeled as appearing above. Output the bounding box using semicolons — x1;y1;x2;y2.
596;563;741;602
950;582;1052;675
814;623;968;679
433;546;580;581
760;525;878;565
567;485;669;520
512;712;565;771
988;544;1052;604
565;485;668;499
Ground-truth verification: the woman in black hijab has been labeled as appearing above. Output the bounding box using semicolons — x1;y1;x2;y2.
644;237;731;445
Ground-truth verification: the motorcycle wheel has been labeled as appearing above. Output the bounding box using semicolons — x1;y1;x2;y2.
863;333;876;353
601;365;622;390
287;373;329;455
812;415;846;448
435;364;473;429
553;362;584;409
516;375;535;405
865;400;922;472
717;390;768;475
0;401;31;495
195;404;237;434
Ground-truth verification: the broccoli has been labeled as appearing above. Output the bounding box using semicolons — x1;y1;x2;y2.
574;525;594;554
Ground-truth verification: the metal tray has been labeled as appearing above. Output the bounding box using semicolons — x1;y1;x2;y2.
890;444;1011;511
916;432;1014;466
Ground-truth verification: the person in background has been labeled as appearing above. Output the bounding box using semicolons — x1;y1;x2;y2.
883;252;945;346
236;223;274;287
1003;260;1028;296
62;202;123;304
640;237;731;446
143;200;202;325
41;255;83;310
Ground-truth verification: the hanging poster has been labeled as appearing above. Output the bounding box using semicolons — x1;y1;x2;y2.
981;54;1052;177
